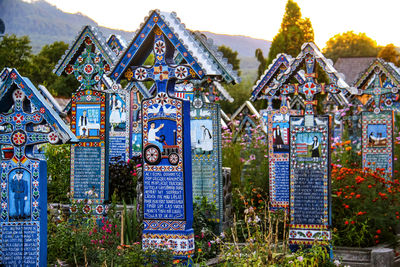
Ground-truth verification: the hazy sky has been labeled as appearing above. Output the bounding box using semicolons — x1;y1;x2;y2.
42;0;399;48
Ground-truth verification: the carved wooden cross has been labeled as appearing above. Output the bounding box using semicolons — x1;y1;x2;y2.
361;66;398;114
124;28;195;94
0;88;59;165
280;54;342;116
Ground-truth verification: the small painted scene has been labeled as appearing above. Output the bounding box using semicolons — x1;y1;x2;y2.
272;113;290;153
367;124;387;147
295;132;323;161
109;93;127;132
143;119;179;166
191;119;213;155
76;104;101;138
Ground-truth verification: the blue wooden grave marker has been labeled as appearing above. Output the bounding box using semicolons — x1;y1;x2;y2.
252;53;304;209
54;26;114;215
0;68;76;266
353;59;399;179
269;43;352;248
110;10;208;258
173;31;240;230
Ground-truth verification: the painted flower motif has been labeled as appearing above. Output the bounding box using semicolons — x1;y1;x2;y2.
134;68;147;80
84;37;92;46
1;162;7;168
39;107;45;114
70;205;77;213
33;114;41;122
33;201;39;208
32;162;39;169
65;64;74;74
306;231;313;238
10;73;17;80
12;131;26;146
104;64;110;72
96;205;104;214
156;92;168;106
13;113;24;124
13;89;24;100
94;56;100;64
83;205;91;214
1;202;7;209
33;180;39;187
94;75;100;82
154;40;166;55
1;182;6;189
83;64;94;75
175;66;188;79
77;75;83;82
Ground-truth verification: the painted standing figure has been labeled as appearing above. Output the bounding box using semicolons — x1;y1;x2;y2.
201;125;212;154
11;171;28;219
78;110;88;137
274;125;284;149
110;94;122;131
310;136;320;157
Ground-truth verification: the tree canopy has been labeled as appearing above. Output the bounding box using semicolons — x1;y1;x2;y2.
0;36;78;98
377;44;400;66
218;45;241;77
0;34;32;76
266;0;314;66
323;31;378;63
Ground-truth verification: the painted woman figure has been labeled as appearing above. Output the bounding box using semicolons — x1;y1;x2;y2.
201;125;213;154
273;125;284;149
110;94;122;126
311;136;320;157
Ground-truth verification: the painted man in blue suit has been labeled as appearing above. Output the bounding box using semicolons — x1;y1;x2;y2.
11;171;28;219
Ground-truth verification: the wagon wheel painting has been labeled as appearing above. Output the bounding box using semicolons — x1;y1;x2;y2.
144;144;161;165
168;152;179;165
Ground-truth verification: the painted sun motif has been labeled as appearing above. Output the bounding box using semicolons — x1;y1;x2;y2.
154;40;166;55
175;66;188;79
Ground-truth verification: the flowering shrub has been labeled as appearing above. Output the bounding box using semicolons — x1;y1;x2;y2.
108;157;140;204
332;163;400;247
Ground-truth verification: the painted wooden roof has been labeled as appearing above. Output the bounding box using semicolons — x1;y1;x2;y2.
0;68;78;143
111;10;235;82
53;25;115;76
251;53;304;101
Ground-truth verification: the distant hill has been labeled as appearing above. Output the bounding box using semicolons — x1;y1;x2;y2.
0;0;271;75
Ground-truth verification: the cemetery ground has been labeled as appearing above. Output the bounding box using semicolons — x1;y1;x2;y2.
44;112;400;266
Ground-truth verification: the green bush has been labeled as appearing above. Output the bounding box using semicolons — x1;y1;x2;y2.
45;143;70;203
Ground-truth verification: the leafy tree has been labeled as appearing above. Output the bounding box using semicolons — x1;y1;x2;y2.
377;43;399;66
218;45;241;76
0;34;32;75
30;41;79;98
255;48;267;81
323;31;378;63
266;0;314;66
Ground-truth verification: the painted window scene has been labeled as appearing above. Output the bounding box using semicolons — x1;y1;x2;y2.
143;119;179;166
191;119;213;155
367;124;387;147
76;104;101;138
109;93;127;132
295;132;323;162
272;113;290;153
